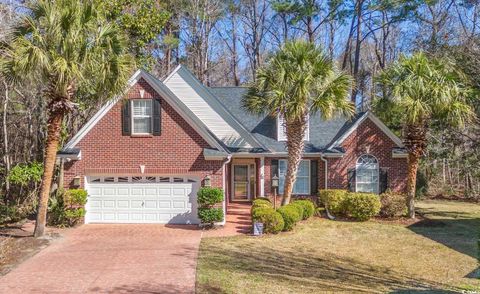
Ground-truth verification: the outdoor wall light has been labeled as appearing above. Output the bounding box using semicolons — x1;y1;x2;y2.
272;175;279;188
204;175;211;187
73;176;81;187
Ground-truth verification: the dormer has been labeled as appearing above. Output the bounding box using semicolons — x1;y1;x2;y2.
277;114;309;141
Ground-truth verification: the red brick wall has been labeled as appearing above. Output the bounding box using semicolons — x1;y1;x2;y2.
63;78;224;189
262;117;407;198
327;118;407;193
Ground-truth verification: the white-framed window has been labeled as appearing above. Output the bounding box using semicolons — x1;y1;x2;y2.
356;154;379;194
277;114;309;141
278;159;310;195
132;99;152;134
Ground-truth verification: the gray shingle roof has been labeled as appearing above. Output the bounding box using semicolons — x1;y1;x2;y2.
209;87;364;153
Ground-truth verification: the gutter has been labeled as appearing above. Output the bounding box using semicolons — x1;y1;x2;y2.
219;154;232;226
320;154;335;220
320;155;328;190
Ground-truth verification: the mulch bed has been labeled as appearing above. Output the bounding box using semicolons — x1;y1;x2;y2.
0;220;64;276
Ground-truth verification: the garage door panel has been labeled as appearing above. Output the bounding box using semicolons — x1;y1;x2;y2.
158;201;171;208
85;177;201;224
117;188;129;196
103;188;116;196
144;188;157;196
103;200;115;208
117;200;129;208
131;200;143;209
130;188;143;196
144;200;157;209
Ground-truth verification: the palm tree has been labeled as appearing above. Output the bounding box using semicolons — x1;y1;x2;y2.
2;0;134;237
243;41;354;205
378;52;475;218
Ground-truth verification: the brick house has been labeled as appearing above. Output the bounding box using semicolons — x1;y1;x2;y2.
58;65;408;225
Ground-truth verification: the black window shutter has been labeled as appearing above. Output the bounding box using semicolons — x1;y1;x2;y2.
152;98;161;136
380;168;388;193
347;168;356;192
271;159;278;192
310;160;318;195
121;100;131;136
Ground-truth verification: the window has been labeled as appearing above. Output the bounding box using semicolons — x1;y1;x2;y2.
356;155;379;194
132;100;152;134
277;115;309;141
278;160;310;195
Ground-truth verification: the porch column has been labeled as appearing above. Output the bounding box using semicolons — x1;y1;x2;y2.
260;157;265;197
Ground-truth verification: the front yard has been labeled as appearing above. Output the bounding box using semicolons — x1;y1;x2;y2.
196;200;480;293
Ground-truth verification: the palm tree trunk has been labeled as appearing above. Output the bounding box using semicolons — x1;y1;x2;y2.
34;111;63;237
282;115;307;205
404;123;427;219
406;152;419;218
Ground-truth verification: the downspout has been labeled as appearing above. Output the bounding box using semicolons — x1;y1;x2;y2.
221;154;233;226
321;154;335;220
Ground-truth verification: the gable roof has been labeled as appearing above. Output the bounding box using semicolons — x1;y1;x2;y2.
210;87;404;154
63;69;227;153
163;65;265;150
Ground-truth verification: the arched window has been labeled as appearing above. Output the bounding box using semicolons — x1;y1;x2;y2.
356;154;379;194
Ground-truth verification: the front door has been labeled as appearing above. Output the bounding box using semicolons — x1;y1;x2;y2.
232;164;255;201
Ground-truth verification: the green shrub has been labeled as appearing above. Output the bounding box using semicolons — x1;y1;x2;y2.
197;187;224;206
7;161;43;186
63;189;88;207
48;189;87;227
380;191;407;218
251;207;284;234
345;193;381;221
277;204;301;231
64;208;86;226
293;200;315;219
252;198;273;210
319;189;348;216
0;204;27;224
290;202;305;220
198;207;224;225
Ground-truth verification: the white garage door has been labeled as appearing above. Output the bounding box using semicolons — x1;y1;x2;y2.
85;176;200;224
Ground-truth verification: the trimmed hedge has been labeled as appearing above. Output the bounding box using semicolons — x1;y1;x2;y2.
197;187;224;206
197;187;224;226
319;189;381;221
252;198;273;209
198;207;224;224
345;193;381;221
380;191;407;218
293;200;315;219
251;207;284;234
290;202;305;220
277;204;302;231
319;189;348;215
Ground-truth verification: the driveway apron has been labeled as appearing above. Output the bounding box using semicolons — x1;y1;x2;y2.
0;224;202;294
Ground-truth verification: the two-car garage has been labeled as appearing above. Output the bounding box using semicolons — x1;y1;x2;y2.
84;176;200;224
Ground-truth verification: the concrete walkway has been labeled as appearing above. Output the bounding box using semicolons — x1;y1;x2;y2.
0;224;202;294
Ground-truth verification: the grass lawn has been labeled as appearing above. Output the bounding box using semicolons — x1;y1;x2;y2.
196;200;480;293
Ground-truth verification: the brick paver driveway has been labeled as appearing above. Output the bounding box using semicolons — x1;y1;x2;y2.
0;224;202;294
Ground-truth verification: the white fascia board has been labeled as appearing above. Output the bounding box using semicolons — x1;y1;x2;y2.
56;150;82;160
63;69;227;153
230;152;344;158
392;152;408;158
165;65;267;150
64;70;143;149
328;112;404;150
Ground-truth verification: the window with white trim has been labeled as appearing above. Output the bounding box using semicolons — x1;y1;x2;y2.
278;159;310;195
356;154;379;194
277;115;309;141
132;100;152;134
